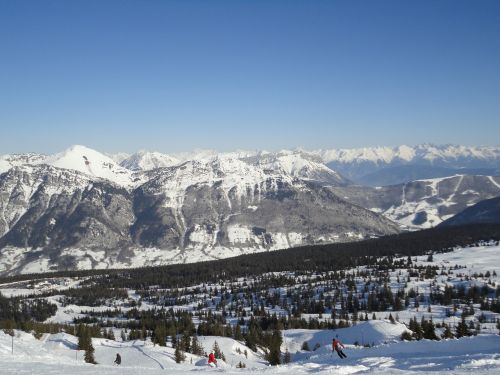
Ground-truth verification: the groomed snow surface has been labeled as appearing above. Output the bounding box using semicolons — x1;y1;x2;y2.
1;321;499;374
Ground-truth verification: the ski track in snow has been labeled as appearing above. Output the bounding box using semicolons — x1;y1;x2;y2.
1;325;500;374
488;176;500;189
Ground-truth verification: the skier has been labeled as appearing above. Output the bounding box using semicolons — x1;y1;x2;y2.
332;335;347;359
208;351;218;367
114;353;121;365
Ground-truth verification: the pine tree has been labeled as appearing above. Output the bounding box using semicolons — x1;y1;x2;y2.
78;327;96;364
181;333;191;352
301;341;310;351
212;340;222;358
422;318;439;340
191;335;204;355
84;340;96;365
389;313;395;324
266;330;282;366
283;349;292;363
174;341;186;363
153;324;167;346
441;324;454;339
456;317;471;338
401;331;413;341
409;317;423;340
234;324;244;341
107;328;115;341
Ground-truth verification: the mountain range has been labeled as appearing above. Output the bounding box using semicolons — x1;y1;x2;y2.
0;144;499;275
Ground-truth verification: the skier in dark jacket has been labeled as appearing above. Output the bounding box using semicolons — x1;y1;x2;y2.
114;353;121;365
332;336;347;358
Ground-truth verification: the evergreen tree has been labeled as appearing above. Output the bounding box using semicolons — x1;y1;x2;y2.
181;333;191;353
266;330;282;366
212;340;223;359
389;313;395;324
77;326;96;364
301;341;310;351
234;324;244;341
456;317;471;338
441;324;454;339
283;349;291;363
174;341;186;363
107;328;115;341
422;318;439;340
153;324;166;346
191;335;204;355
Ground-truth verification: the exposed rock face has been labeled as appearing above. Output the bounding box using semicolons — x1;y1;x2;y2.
0;151;398;275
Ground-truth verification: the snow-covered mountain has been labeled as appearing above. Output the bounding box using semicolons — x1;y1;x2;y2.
0;145;397;275
331;174;500;229
120;150;181;171
0;152;46;174
314;144;500;185
240;150;350;186
42;145;142;187
2;143;499;275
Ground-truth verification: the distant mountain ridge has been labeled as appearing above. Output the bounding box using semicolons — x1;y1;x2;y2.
6;143;499;183
110;144;500;186
315;144;500;185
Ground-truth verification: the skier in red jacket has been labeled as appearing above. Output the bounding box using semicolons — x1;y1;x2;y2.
208;352;218;367
332;336;347;358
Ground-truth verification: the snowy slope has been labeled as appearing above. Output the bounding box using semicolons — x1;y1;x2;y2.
242;150;350;186
42;145;139;187
283;320;410;354
120;151;181;171
0;153;46;174
1;328;499;374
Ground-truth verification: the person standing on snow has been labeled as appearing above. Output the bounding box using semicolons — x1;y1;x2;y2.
114;353;122;365
332;336;347;358
208;351;218;367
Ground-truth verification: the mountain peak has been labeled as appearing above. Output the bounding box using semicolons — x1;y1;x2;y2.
43;145;136;187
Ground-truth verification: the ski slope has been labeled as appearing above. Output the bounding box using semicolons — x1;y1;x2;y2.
1;321;499;374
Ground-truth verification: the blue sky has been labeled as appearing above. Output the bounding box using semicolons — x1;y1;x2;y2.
0;0;499;154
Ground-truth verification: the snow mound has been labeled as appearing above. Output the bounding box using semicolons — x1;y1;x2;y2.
284;320;410;353
196;336;265;368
